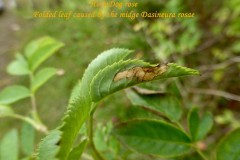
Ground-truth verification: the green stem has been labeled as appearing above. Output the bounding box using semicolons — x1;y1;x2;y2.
29;73;39;117
29;73;48;133
193;144;208;160
88;110;106;160
9;114;47;134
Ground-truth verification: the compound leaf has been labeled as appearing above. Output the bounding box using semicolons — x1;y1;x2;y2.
188;108;213;141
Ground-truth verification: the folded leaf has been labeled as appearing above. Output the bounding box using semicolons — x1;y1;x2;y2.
126;89;182;121
188;108;213;141
91;62;199;102
31;67;57;92
216;128;240;160
90;59;149;101
7;54;30;76
113;119;191;157
0;129;19;160
0;85;30;105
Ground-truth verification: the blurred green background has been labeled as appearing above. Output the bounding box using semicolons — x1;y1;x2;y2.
0;0;240;159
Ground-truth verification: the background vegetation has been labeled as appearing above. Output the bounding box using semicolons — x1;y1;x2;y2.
0;0;239;159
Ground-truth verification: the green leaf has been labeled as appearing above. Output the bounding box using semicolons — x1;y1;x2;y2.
24;37;64;71
94;122;120;159
113;119;191;157
0;85;30;105
67;139;88;160
157;63;199;78
188;108;213;141
21;122;35;156
7;54;30;76
68;81;81;104
231;41;240;52
37;130;61;160
216;128;240;160
0;129;19;160
198;112;213;140
188;108;199;141
0;105;14;117
126;89;182;121
94;125;109;151
31;67;57;92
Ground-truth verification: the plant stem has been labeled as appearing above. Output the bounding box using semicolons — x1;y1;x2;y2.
88;114;106;160
9;114;47;134
29;73;38;114
193;144;208;160
30;94;42;123
29;73;48;133
196;149;208;160
82;153;94;160
30;92;37;112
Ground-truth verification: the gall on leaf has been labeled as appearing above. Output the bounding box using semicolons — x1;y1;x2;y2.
114;64;168;82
